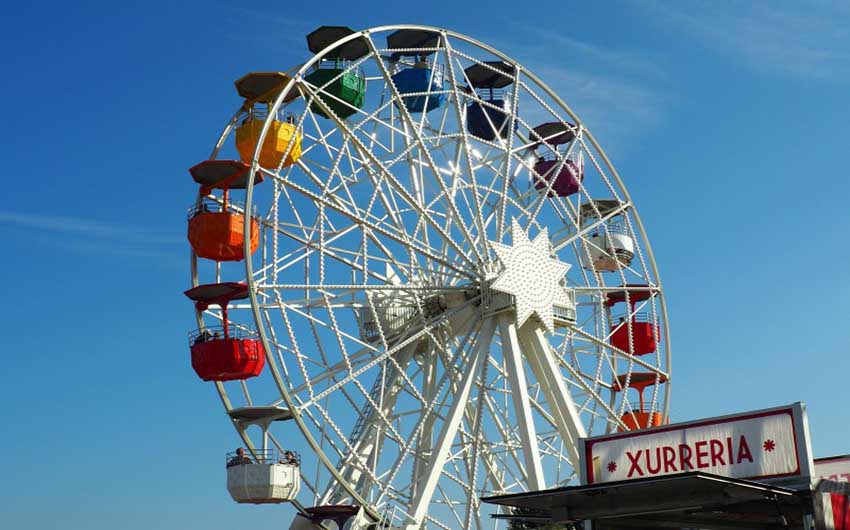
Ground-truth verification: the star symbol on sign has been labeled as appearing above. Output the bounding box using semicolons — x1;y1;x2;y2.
763;439;776;452
490;220;572;332
607;461;617;473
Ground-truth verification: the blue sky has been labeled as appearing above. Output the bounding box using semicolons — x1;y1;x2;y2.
1;1;849;529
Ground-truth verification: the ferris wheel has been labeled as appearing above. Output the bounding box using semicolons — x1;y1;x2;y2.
185;24;671;530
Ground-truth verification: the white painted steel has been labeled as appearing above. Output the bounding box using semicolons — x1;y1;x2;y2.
498;313;545;490
189;24;672;530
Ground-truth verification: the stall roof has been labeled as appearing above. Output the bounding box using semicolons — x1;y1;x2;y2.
483;472;811;530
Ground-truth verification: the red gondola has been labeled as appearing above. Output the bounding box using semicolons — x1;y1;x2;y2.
185;283;265;382
608;284;660;356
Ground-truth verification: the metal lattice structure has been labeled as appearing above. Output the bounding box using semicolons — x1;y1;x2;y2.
189;24;671;530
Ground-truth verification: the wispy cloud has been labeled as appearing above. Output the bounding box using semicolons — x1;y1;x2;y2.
0;210;184;267
0;210;182;245
218;6;319;60
483;25;670;148
519;25;669;81
47;238;185;269
637;0;850;80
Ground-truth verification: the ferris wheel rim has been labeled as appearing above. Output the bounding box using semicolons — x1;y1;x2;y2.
187;22;676;527
242;21;670;416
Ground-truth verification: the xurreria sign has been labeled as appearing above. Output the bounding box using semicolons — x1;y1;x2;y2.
580;402;815;489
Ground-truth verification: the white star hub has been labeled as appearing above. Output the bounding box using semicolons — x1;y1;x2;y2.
490;220;572;332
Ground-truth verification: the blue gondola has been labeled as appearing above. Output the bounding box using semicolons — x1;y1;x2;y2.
387;29;446;113
464;61;517;141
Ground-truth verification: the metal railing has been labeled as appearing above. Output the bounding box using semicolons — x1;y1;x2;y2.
620;400;654;412
187;198;258;220
188;324;259;346
472;88;511;102
586;220;627;237
485;291;576;322
356;305;419;340
611;312;652;325
535;151;580;164
240;105;297;124
553;302;577;323
311;58;365;76
392;59;444;75
225;448;301;468
376;504;407;530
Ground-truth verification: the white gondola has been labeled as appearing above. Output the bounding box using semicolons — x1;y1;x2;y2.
227;458;301;504
226;406;300;504
578;200;635;272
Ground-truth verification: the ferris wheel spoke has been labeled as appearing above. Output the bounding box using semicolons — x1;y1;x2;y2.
410;350;438;500
368;71;485;267
309;146;368;213
302;74;481;273
297;295;481;411
373;315;482;511
274;175;474;279
371;354;465;510
407;317;495;528
569;324;667;376
307;242;467;283
328;345;419;500
495;64;522;240
468;393;517;492
433;345;520;495
440;42;494;255
305;398;387;496
496;313;545;489
364;229;434;287
517;325;586;467
482;395;540;487
269;299;374;359
254;223;361;281
404;314;482;504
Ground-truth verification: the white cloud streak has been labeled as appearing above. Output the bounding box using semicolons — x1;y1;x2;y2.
0;210;182;245
637;0;850;80
482;25;669;148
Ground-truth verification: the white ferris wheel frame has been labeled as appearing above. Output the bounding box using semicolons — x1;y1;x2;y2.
192;23;672;530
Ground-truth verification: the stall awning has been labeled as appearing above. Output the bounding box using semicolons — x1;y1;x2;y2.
482;472;812;530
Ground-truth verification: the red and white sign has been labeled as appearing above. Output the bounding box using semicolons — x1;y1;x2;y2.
817;456;850;483
580;403;813;486
815;456;850;530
